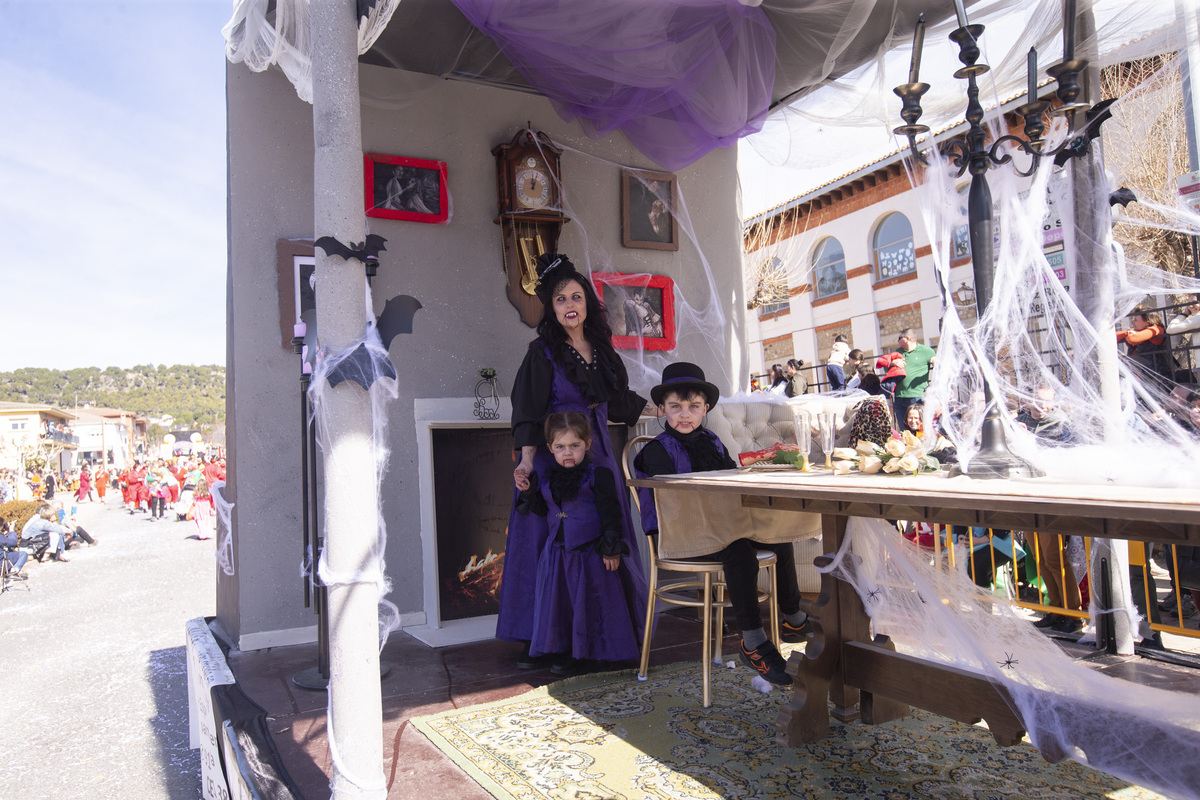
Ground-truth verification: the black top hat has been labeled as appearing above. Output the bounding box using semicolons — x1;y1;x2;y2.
650;362;720;408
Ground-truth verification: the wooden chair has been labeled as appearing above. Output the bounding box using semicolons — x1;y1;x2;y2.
622;434;779;707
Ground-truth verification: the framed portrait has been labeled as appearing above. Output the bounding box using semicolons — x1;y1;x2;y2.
621;169;678;251
592;272;676;351
364;153;449;223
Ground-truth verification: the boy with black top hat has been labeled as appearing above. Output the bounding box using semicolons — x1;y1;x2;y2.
633;362;812;686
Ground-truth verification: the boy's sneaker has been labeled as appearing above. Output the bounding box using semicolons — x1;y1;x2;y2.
780;617;814;643
739;640;793;686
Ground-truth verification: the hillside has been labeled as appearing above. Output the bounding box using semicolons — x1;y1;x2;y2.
0;365;226;426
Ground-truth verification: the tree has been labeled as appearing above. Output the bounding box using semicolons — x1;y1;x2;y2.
1101;55;1195;291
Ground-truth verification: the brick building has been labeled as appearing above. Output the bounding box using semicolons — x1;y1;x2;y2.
743;148;986;388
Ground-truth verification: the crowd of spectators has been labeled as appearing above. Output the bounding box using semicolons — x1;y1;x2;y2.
0;453;226;578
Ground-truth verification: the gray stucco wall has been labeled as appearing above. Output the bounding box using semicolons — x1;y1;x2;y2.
222;60;746;649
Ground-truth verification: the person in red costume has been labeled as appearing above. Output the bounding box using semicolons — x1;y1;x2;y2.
127;460;149;514
201;455;225;488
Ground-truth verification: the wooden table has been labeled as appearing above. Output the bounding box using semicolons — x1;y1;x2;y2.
628;468;1200;749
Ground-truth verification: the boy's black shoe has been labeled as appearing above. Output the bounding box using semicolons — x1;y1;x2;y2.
780;617;814;643
739;640;793;686
1053;615;1084;634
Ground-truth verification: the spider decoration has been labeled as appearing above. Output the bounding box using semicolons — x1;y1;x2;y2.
866;587;883;603
998;653;1019;670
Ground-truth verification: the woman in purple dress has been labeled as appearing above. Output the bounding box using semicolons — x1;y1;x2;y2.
499;253;653;668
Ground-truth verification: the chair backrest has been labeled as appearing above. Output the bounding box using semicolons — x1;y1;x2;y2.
621;434;656;515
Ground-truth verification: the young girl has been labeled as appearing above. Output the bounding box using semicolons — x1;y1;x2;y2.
517;411;644;674
190;476;215;540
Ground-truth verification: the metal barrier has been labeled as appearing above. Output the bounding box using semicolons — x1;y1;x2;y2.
905;524;1199;643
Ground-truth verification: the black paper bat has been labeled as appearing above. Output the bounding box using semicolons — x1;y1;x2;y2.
1109;187;1138;207
315;234;388;263
1053;99;1116;168
357;0;378;21
326;342;398;390
376;294;423;349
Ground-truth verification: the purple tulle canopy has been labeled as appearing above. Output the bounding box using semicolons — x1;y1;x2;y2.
450;0;777;170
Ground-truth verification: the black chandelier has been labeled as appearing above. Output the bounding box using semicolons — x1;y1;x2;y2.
893;1;1089;479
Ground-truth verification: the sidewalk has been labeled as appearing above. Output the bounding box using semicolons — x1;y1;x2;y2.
0;496;214;800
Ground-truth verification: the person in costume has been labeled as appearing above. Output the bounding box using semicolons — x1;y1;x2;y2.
190;476;215;541
127;460;149;514
516;412;643;674
634;362;812;687
75;465;92;502
501;252;654;668
94;464;109;503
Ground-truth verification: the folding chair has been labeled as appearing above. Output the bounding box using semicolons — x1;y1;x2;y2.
622;434;779;707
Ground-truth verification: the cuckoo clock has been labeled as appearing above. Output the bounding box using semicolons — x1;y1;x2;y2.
493;129;568;326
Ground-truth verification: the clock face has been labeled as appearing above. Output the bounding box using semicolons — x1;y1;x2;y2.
515;167;552;209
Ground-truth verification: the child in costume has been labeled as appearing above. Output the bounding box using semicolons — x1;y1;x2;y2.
634;362;812;686
517;411;644;675
190;476;215;540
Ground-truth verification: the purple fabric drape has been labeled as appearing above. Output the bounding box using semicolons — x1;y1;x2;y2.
450;0;776;170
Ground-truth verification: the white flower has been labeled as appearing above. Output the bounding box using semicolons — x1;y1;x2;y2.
856;439;881;456
901;430;921;450
860;455;884;473
895;453;921;474
882;457;903;473
832;460;856;475
884;438;906;458
832;447;858;460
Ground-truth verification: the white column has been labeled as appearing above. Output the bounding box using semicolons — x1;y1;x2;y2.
1070;2;1135;656
311;2;386;797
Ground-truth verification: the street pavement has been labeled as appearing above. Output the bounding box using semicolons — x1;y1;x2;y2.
1;495;215;800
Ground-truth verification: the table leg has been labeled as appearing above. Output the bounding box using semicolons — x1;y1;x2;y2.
776;513;866;744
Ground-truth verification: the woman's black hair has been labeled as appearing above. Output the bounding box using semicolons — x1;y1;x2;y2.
860;372;883;395
533;253;621;371
770;364;786;386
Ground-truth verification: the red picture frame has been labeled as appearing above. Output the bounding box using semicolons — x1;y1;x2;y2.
592;272;676;351
364;153;449;223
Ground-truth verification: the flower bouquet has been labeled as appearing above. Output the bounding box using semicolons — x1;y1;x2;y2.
829;431;942;476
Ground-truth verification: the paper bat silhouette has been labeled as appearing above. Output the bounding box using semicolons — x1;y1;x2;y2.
357;0;378;21
1053;99;1116;168
376;294;423;349
315;234;388;263
1109;187;1138;207
326;342;398;390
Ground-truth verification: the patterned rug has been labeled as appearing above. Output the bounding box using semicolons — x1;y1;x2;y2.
413;648;1165;800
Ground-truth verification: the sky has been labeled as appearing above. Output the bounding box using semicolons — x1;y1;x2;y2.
2;0;1173;372
0;0;231;372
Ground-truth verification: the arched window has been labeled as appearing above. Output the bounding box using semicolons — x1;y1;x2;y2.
812;237;847;299
873;212;916;281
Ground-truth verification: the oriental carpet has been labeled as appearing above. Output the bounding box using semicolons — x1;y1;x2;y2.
412;650;1165;800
